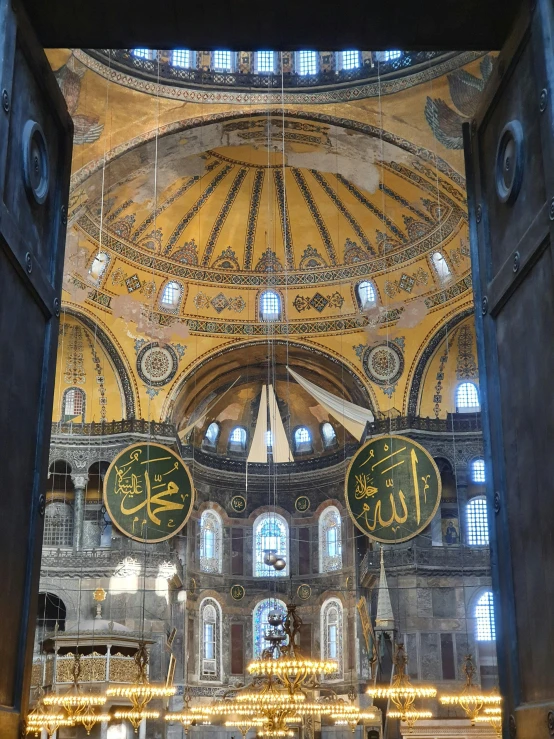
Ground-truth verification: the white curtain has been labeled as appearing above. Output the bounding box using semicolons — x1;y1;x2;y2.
286;365;374;441
247;385;268;463
267;384;293;463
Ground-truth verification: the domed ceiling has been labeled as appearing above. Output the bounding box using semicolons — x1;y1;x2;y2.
67;114;469;341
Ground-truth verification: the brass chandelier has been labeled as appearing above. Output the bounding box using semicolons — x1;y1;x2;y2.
439;654;502;724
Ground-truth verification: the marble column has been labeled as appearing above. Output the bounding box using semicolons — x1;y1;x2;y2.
455;466;469;545
100;720;109;739
71;473;88;551
138;718;147;739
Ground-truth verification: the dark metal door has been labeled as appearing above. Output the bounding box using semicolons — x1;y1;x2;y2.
0;0;72;734
464;1;554;736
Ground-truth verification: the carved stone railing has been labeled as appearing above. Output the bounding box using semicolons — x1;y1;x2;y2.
370;414;482;434
86;49;453;91
40;547;182;578
33;652;141;687
51;419;176;438
359;544;490;582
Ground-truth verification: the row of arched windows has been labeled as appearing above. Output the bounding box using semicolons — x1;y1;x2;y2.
203;421;337;454
199;508;343;575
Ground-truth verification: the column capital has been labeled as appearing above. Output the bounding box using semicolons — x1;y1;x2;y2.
71;473;89;489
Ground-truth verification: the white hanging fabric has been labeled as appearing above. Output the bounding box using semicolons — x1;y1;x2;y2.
286;365;374;441
177;376;241;442
247;384;268;463
267;384;293;463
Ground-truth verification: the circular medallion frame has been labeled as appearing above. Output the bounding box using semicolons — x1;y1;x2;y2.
297;584;312;601
136;341;178;387
345;434;441;544
230;495;247;513
231;584;245;601
295;496;311;512
362;342;404;386
103;442;194;543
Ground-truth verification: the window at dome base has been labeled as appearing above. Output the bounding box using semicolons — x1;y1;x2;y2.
132;48;153;60
357;280;377;310
256;51;275;73
321;422;337;448
159;280;183;311
342;50;360;69
294;426;312;454
171;49;192;68
297;50;318;76
213;50;232;71
228;426;247;453
260;290;281;321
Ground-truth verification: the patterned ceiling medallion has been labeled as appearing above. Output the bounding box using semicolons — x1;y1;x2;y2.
297;584;312;601
295;496;311;512
231;584;245;601
363;342;404;386
136;342;178;387
230;495;247;513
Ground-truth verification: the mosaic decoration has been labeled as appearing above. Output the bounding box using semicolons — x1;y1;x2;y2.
231;584;245;601
106;198;133;223
111;214;136;239
172;239;199;265
202;167;248;266
274;170;295;269
299;245;327;269
345;435;441;543
291;168;337;265
255;248;283;273
63;325;86;384
137;228;163;252
125;274;141;292
379;184;434;224
103;442;194;543
230;495;246;513
145;387;160;399
344;237;371;264
212;247;240;270
244;170;265;269
295;496;311;512
136;342;179;387
193;291;246;313
456;325;478;379
83;331;107;420
297;584;312;600
363;342;404;386
449;238;471;267
292;292;344;313
384;268;429;298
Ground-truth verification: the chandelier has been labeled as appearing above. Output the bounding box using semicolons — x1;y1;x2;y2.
388;710;433;731
43;653;107;716
26;706;75;737
366;643;436;727
107;641;176;710
114;709;160;733
475;707;502;736
439;655;501;723
225;716;265;737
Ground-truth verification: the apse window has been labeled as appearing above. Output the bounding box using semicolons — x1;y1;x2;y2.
132;48;153;60
297;50;318;76
257;51;275;73
467;497;489;546
456;382;480;411
357;280;377;310
321;422;337;448
204;422;220;447
265;430;273;450
63;387;85;421
214;50;233;71
294;426;313;454
260;290;281;321
475;591;496;641
431;251;451;281
89;251;109;281
342;50;360;70
472;459;486;483
229;426;247;452
160;280;182;310
171;49;192;68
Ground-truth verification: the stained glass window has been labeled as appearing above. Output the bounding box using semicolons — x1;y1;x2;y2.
297;51;318;75
200;599;221;679
342;51;360;69
456;382;480;410
319;506;342;572
200;510;223;573
321;599;343;679
260;290;281;320
467;497;489;546
253;513;288;576
472;459;486;483
252;598;287;658
475;591;495;641
357;280;376;309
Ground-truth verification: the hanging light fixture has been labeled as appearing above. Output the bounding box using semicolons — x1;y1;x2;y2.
366;643;436;727
107;641;176;710
439;655;501;724
72;704;111;735
26;706;75;738
388;710;433;732
474;707;502;737
114;709;160;733
42;653;108;722
225;716;265;737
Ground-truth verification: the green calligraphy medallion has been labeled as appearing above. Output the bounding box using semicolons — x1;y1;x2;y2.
103;442;194;543
345;434;441;544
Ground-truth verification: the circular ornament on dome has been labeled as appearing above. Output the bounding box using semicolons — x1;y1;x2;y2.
362;342;404;386
230;495;247;513
103;442;194;543
136;342;178;387
295;495;311;512
297;584;312;601
230;584;245;601
345;434;441;544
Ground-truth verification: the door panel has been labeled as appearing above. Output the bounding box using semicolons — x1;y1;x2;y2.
464;0;554;735
0;0;72;733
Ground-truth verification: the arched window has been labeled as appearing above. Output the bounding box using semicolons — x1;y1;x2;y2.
294;426;312;454
62;387;86;421
383;50;402;61
431;251;451;281
341;50;360;69
321;422;337;448
253;513;288;576
256;51;276;73
475;591;496;641
200;598;222;680
456;382;480;411
297;50;318;75
266;430;273;450
199;510;223;573
357;280;377;310
260;290;281;321
213;50;233;71
132;48;154;60
319;506;342;572
43;502;74;547
228;426;247;453
171;49;192;68
203;422;220;449
321;599;343;679
159;280;183;312
467;497;489;546
253;598;287;658
472;458;486;483
89;252;109;281
37;593;67;633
